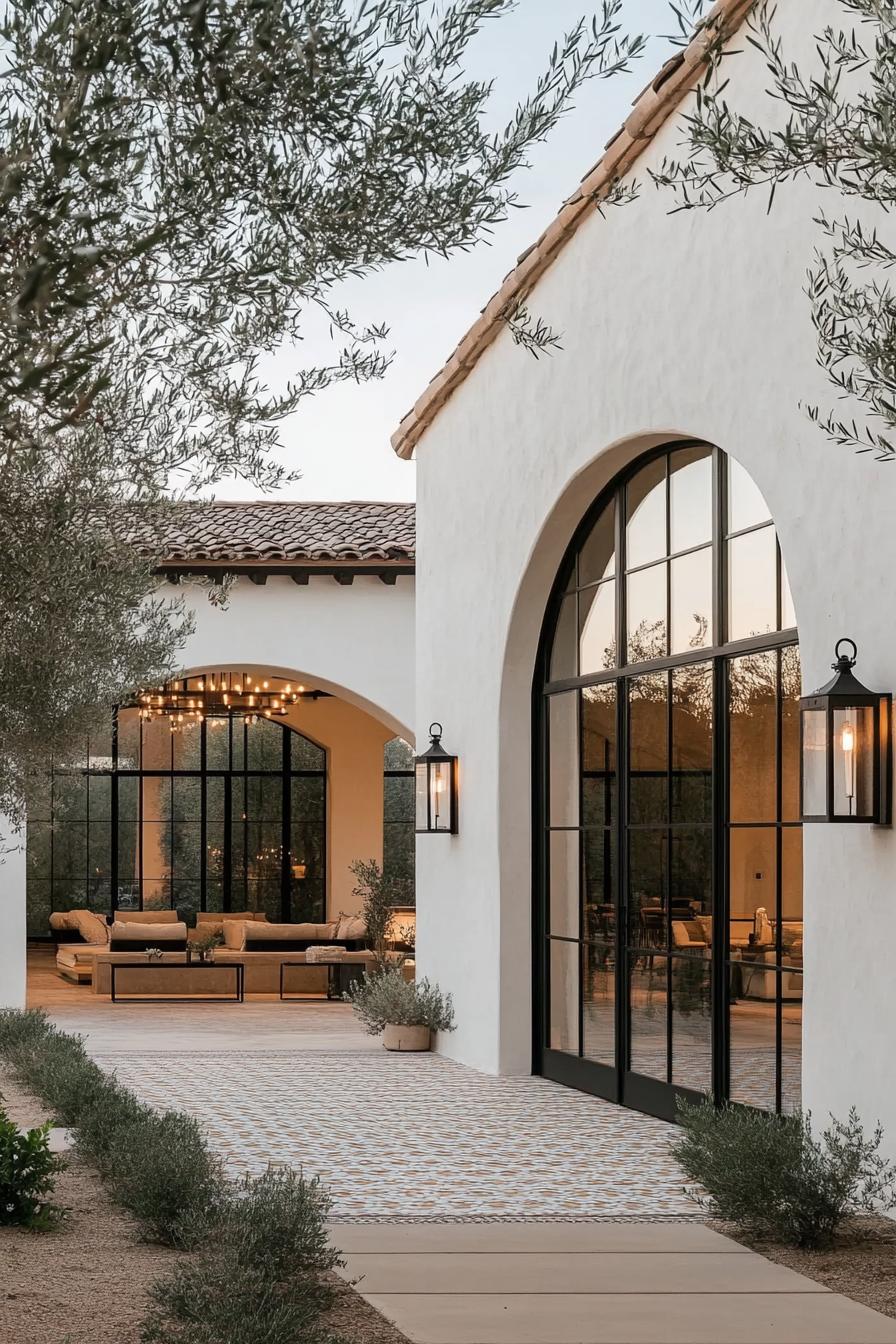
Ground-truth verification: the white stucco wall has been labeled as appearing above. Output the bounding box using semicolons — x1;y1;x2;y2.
413;0;896;1147
279;695;395;918
176;573;415;741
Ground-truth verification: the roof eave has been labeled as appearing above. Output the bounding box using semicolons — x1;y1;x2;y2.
390;0;755;461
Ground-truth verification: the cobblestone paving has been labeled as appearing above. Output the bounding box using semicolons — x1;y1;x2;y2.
98;1048;695;1220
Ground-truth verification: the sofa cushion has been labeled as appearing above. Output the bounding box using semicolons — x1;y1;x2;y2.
335;915;367;942
49;911;79;931
222;920;251;950
115;909;179;924
244;922;337;944
241;922;339;952
195;910;269;936
56;943;107;968
109;921;187;950
70;909;111;946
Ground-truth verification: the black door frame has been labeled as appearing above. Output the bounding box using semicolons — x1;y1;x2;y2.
532;441;799;1123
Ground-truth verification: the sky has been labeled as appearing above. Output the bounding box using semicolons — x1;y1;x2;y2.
211;0;680;504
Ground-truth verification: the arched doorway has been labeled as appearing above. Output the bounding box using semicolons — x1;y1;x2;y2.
534;442;802;1121
26;691;327;932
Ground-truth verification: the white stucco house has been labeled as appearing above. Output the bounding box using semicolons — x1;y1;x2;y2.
3;0;896;1150
398;0;896;1140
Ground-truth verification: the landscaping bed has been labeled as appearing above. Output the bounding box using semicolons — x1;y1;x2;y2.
0;1065;407;1344
715;1218;896;1320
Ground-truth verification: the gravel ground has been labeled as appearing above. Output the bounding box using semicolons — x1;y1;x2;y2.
714;1217;896;1319
0;1066;408;1344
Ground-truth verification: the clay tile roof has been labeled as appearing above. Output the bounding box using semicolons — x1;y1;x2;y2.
390;0;755;461
138;500;415;566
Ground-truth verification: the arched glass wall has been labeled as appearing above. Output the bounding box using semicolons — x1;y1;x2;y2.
535;443;802;1121
27;708;326;934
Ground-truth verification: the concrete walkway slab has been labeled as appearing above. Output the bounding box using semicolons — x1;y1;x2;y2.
338;1250;827;1295
333;1223;896;1344
363;1289;896;1344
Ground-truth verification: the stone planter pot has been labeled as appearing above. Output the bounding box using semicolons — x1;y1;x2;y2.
383;1023;431;1052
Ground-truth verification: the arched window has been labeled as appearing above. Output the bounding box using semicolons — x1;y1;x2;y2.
27;708;326;931
535;443;801;1121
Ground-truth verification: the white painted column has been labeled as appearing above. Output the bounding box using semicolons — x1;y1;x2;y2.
0;818;26;1009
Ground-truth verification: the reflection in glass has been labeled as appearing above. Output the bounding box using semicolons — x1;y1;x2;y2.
728;456;771;533
781;827;803;923
669;446;713;553
549;831;580;939
672;663;712;822
578;502;615;585
627;563;667;662
729;826;776;938
583;943;615;1063
671;829;712;920
628;829;666;937
629;952;668;1081
801;708;827;817
550;593;577;681
548;693;578;827
671;955;711;1091
781;647;801;820
579;580;616;673
670;547;712;653
728;526;777;641
583;828;614;914
549;939;579;1053
730;984;778;1110
728;652;777;821
629;673;668;824
626;457;667;568
583;684;616;827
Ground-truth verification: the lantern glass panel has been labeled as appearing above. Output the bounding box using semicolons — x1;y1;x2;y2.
833;706;874;818
430;760;453;831
415;762;429;830
801;709;827;817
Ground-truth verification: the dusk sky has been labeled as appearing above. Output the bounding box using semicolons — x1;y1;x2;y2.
212;1;679;503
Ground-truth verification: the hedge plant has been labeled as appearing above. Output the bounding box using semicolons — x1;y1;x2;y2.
673;1097;896;1248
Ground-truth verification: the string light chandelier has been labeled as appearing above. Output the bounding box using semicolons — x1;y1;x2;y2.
130;672;323;731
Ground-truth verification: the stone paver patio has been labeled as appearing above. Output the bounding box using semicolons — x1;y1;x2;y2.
40;993;896;1343
94;1041;692;1219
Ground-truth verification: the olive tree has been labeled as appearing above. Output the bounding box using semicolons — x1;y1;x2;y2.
652;0;896;463
0;0;648;818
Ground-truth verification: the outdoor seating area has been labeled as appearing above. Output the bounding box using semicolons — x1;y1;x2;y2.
46;908;414;1000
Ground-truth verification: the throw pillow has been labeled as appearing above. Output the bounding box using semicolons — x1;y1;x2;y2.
71;909;110;946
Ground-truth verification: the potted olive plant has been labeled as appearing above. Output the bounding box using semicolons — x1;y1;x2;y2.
346;968;455;1052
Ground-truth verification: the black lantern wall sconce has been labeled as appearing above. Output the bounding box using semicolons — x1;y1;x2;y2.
415;723;458;834
800;639;892;824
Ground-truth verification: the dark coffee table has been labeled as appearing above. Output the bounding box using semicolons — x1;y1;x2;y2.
279;959;367;1001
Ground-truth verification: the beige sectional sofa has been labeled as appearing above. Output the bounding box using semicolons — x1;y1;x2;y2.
50;909;397;996
52;909;266;983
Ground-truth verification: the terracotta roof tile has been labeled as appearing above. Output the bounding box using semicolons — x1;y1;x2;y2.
390;0;755;460
132;500;415;566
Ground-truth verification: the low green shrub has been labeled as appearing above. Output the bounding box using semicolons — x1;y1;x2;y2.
141;1167;340;1344
674;1098;896;1248
104;1107;225;1248
0;1009;221;1247
346;967;455;1034
0;1105;65;1231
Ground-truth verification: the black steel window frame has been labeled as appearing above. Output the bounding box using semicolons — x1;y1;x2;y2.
32;709;327;925
533;440;800;1123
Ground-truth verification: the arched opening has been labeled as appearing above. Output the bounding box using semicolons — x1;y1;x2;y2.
534;442;802;1121
27;694;327;932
